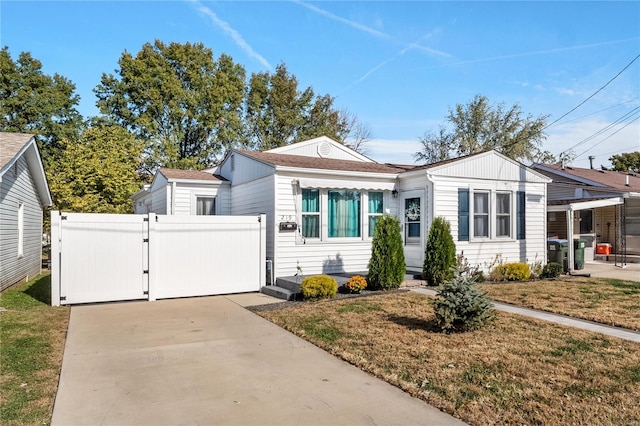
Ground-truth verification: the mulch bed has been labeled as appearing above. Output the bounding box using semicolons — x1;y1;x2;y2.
247;287;413;313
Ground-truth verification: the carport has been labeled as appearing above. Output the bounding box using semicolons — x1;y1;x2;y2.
548;197;626;271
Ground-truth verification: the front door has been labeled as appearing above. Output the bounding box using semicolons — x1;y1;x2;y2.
402;190;424;268
575;209;595;261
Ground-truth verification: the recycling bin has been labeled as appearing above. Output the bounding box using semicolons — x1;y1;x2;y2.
547;239;568;272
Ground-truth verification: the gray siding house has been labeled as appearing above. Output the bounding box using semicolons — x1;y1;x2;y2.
0;133;52;291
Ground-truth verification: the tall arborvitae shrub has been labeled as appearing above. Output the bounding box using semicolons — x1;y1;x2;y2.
423;217;456;286
367;215;405;290
432;270;495;332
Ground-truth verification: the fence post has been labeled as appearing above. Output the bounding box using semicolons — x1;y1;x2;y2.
147;213;157;301
50;211;61;306
259;214;266;289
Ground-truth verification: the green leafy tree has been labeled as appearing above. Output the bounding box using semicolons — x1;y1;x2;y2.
367;215;405;290
415;95;552;163
423;217;456;286
95;40;246;174
0;46;84;161
47;123;144;213
609;151;640;173
245;63;352;150
414;127;455;164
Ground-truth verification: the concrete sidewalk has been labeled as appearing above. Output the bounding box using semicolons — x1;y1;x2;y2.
52;294;464;426
412;288;640;343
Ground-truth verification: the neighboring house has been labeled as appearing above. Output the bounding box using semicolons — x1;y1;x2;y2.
0;132;52;291
132;168;230;215
532;163;640;267
134;136;551;279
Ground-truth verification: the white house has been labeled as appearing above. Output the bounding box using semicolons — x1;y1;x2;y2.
134;136;551;282
0;132;52;291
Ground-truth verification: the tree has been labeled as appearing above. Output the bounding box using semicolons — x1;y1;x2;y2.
423;217;456;286
414;127;455;164
415;95;551;164
0;46;84;161
367;215;405;290
342;109;373;155
245;63;352;150
609;152;640;173
47;122;144;213
94;40;246;174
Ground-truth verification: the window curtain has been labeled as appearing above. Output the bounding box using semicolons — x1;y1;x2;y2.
368;192;383;237
496;193;510;237
328;190;361;237
474;193;489;237
302;189;319;238
196;197;216;215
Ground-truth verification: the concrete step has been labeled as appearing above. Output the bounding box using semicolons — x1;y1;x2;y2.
275;277;302;293
260;285;298;301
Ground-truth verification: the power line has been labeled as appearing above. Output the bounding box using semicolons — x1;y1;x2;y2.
562;106;640;153
552;98;639;126
594;145;640;158
545;54;640;130
574;115;640;159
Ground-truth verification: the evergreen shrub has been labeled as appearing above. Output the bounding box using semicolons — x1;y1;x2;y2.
301;275;338;300
489;262;531;281
423;217;457;286
540;262;563;279
432;270;495;332
367;215;405;290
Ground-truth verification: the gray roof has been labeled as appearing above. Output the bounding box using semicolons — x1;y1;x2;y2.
0;132;35;169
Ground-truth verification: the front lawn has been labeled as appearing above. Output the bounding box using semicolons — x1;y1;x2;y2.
0;274;70;425
480;277;640;331
259;292;640;425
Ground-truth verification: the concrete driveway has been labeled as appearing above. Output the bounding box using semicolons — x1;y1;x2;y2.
52;294;464;425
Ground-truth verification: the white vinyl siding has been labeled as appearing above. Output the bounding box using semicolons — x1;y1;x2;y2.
230;175;276;260
273;174;387;277
0;156;43;290
428;175;547;272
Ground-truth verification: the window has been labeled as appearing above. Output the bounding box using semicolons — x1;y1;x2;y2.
17;202;24;257
579;209;594;234
328;190;361;238
473;192;489;238
496;193;511;237
405;197;421;244
196;197;216;215
302;189;320;238
368;192;384;237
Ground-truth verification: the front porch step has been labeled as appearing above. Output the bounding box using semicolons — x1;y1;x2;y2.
260;285;298;301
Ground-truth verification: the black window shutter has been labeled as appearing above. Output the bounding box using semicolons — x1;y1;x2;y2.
516;191;526;240
458;189;469;241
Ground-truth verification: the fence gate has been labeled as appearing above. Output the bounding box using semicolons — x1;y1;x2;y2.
51;212;266;306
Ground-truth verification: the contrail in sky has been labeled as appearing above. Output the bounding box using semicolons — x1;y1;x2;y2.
416;38;640;70
187;0;272;70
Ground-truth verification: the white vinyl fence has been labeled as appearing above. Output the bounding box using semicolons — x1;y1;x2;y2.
51;212;266;306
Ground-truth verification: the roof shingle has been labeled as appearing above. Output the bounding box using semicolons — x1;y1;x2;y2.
159;168;227;181
0;132;34;169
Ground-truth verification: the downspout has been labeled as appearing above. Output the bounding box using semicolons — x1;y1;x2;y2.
171;181;177;215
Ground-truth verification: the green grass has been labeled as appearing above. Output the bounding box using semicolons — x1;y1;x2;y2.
0;274;70;426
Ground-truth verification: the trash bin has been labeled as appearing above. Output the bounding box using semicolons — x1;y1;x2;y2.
573;239;585;270
547;239;568;272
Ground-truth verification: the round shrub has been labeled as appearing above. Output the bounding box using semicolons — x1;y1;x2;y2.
423;217;456;286
432;271;495;332
489;262;531;282
301;275;338;300
367;215;405;290
541;262;563;279
344;275;367;293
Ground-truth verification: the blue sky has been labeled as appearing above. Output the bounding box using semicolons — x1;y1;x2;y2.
2;1;639;167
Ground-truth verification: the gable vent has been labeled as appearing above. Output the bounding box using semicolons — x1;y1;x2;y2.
318;141;332;158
